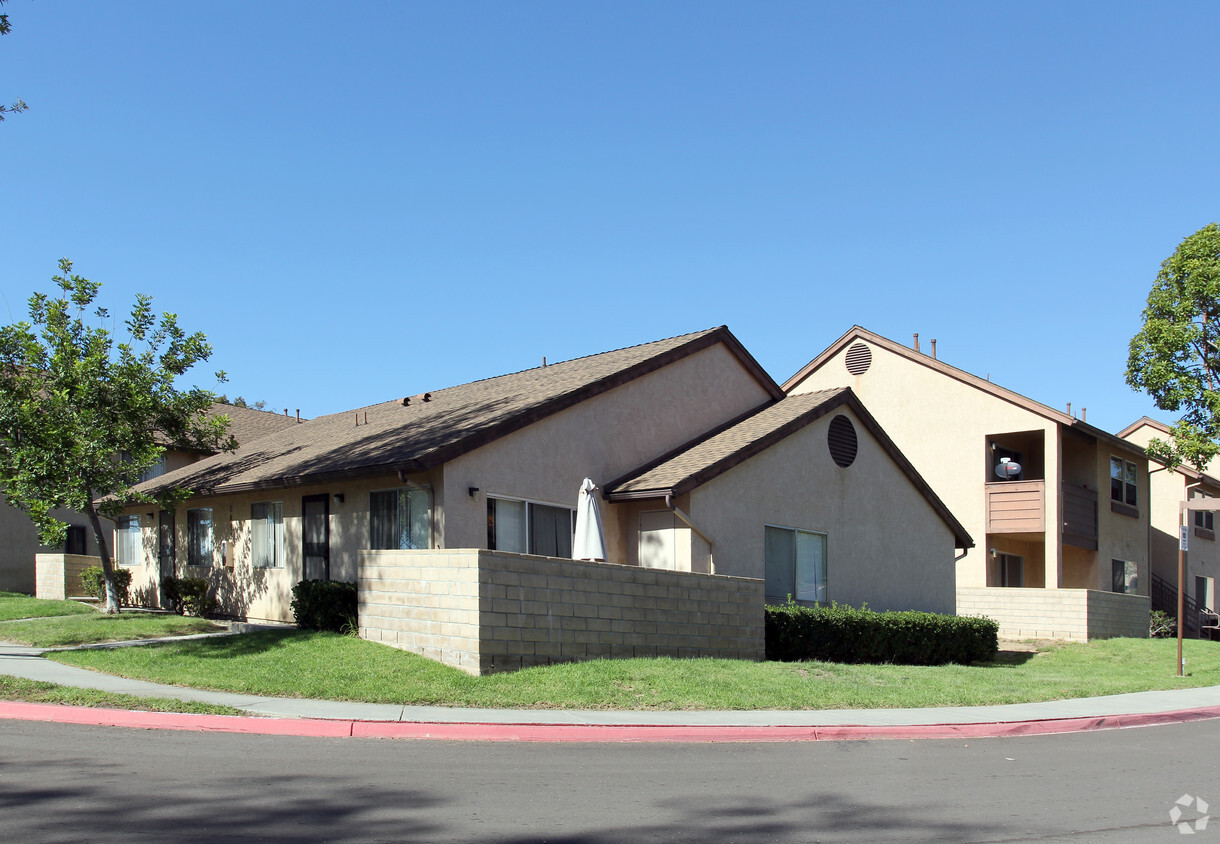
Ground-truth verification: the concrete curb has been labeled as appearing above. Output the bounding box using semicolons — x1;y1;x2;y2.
3;701;1219;743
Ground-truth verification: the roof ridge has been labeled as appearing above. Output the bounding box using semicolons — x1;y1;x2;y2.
312;328;727;415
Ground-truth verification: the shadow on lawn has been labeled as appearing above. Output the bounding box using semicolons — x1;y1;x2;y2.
167;628;307;659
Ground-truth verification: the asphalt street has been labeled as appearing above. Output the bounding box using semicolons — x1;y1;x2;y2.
1;717;1216;842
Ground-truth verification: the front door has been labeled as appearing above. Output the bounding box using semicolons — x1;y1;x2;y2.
158;510;176;605
302;494;330;581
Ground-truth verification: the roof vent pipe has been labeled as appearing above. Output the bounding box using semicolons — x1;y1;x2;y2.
1067;402;1072;418
913;333;920;352
1082;407;1087;422
296;409;300;423
930;339;937;360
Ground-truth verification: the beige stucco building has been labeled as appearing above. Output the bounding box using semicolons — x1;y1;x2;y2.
1119;417;1219;634
108;327;971;673
6;403;297;596
785;327;1151;640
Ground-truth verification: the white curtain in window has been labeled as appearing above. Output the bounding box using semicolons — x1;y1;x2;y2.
115;517;141;566
251;502;283;568
491;498;527;553
795;531;826;603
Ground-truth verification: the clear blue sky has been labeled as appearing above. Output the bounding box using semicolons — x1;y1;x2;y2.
3;2;1217;434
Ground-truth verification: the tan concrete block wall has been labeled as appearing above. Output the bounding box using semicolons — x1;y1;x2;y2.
1086;590;1150;639
957;587;1149;641
358;548;765;675
34;553;99;601
477;550;763;674
358;549;483;674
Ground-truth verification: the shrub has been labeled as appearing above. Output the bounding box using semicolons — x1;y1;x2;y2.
1150;609;1176;638
80;566;132;606
291;580;358;633
161;575;217;617
765;600;999;665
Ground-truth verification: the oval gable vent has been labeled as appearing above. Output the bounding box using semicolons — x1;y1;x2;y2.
844;342;872;375
828;415;858;468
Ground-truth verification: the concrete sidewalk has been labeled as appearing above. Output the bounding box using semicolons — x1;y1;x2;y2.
2;637;1219;741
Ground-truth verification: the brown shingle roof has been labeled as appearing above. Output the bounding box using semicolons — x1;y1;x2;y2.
606;387;973;550
153;403;304;453
136;327;780;497
206;403;304;448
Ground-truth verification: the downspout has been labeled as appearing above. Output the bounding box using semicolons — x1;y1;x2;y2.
664;494;715;574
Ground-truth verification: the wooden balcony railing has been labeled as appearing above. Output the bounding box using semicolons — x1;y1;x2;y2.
985;480;1044;535
1062;483;1098;550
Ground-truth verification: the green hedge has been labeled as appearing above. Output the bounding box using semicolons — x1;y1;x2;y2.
291;580;358;633
80;566;132;606
765;601;998;665
162;576;217;617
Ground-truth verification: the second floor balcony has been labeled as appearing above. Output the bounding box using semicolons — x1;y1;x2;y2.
985;480;1098;549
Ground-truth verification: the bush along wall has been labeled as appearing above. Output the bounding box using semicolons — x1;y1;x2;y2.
765;601;999;665
291;580;358;633
162;576;217;617
80;566;132;607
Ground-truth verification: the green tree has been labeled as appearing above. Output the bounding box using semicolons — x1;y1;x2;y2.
1127;223;1220;470
0;0;29;122
0;259;235;612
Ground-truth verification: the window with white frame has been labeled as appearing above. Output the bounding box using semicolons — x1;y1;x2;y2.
187;508;213;567
114;516;142;567
251;501;284;568
1110;456;1137;507
370;487;432;550
764;525;827;603
487;496;575;558
1111;559;1139;594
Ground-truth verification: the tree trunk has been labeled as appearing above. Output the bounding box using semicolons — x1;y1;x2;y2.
84;497;121;614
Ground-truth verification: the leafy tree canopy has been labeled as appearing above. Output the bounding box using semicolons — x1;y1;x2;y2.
1127;222;1220;470
0;259;235;611
0;0;29;122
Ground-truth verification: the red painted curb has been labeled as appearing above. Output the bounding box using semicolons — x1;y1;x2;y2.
2;701;1218;742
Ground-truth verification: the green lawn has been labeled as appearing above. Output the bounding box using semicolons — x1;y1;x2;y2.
48;630;1220;711
0;612;223;648
0;592;98;622
0;674;247;716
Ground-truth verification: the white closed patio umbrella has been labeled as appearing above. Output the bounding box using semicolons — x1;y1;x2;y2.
572;477;607;562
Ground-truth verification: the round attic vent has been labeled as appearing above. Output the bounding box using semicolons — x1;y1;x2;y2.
828;415;858;468
845;342;872;375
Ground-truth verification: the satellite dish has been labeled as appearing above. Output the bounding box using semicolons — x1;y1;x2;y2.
995;457;1022;480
